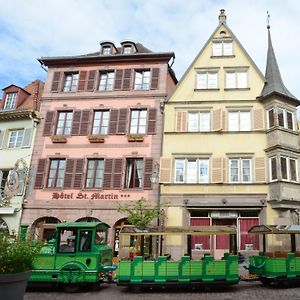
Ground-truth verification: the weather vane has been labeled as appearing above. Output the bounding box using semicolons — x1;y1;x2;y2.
267;11;270;29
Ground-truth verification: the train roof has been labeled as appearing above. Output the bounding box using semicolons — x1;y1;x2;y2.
249;225;300;234
56;221;110;229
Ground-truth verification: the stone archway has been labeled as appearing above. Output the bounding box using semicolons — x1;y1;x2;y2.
112;218;129;260
75;217;100;222
0;218;9;233
31;216;61;240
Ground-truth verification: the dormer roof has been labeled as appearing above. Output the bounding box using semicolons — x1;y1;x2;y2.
258;26;299;104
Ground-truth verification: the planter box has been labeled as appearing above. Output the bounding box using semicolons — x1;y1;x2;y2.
127;134;145;142
50;135;67;143
88;135;105;143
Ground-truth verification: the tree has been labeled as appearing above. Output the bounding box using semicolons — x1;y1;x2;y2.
117;197;163;227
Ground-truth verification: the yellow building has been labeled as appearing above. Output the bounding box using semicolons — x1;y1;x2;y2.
159;10;300;259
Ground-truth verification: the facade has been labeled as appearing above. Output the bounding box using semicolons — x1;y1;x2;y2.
21;40;176;259
0;80;43;234
159;10;300;259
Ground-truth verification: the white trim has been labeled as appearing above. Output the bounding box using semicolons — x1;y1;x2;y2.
269;156;278;182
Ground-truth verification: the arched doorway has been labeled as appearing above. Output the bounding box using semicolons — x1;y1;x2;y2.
31;216;61;241
76;217;100;222
113;218;130;261
0;218;9;233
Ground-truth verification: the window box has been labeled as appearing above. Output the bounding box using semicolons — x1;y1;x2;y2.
127;134;145;142
88;135;105;143
51;135;67;143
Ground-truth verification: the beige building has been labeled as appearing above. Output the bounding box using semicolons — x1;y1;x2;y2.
159;10;300;259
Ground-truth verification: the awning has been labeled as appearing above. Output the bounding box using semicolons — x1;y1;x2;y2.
0;207;15;215
248;224;300;234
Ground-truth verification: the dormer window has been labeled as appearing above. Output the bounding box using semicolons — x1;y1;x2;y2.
102;46;112;55
212;41;233;56
123;45;132;54
4;92;17;110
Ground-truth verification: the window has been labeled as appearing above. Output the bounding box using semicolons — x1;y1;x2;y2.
8;130;24;148
102;46;112;55
277;108;294;130
130;109;147;134
229;158;252;183
58;229;76;253
95;229;107;245
92;111;109;135
269;157;277;181
85;159;104;188
0;170;9;190
280;156;298;182
174;158;209;183
47;159;65;188
188;111;210;132
63;73;79;92
228;111;251;131
268;109;274;128
134;70;150;90
125;159;143;188
56;111;73;135
212;41;233;56
4;93;17;110
225;71;247;89
196;71;218;89
98;71;115;91
79;230;92;252
123;45;132;54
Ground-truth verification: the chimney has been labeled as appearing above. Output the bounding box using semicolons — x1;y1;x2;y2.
219;9;226;24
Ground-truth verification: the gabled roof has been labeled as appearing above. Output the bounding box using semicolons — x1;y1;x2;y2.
2;84;30;95
258;26;299;104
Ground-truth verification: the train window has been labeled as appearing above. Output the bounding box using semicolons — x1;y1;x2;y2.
95;230;107;244
79;230;92;252
58;230;76;253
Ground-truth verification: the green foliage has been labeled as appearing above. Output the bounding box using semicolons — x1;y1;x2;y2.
0;232;42;273
117;197;163;227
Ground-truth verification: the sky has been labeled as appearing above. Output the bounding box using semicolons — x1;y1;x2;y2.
0;0;299;106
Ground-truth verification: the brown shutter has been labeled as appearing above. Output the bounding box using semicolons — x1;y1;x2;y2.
117;108;128;134
122;69;132;90
159;157;172;183
255;157;266;183
212;157;222;183
253;109;264;131
79;110;90;135
34;158;47;189
103;158;113;189
73;159;84;188
63;159;75;188
176;111;187;132
71;110;82;135
86;70;96;91
114;70;124;90
143;158;153;189
112;159;123;189
147;108;157;134
43;111;55;136
77;71;87;91
108;109;119;135
222;157;227;183
51;72;62;92
151;68;160;89
212;109;222;131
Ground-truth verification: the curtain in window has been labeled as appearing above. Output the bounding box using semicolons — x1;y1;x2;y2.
126;160;133;188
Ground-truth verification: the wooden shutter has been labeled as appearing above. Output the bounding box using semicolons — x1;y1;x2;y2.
71;110;82;135
34;158;47;189
114;70;124;90
159;157;172;183
143;158;153;189
117;108;128;134
0;130;4;149
108;109;119;134
212;109;222;131
212;158;222;183
253;109;264;131
112;159;123;189
255;157;266;183
63;159;75;188
73;159;84;188
51;72;62;92
147;108;157;134
77;71;87;91
122;69;132;90
43;111;55;136
151;68;160;89
222;157;227;183
22;128;33;148
79;110;90;136
86;70;96;91
103;158;113;189
176;111;187;132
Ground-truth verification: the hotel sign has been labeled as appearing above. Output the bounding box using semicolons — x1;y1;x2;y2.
52;192;131;200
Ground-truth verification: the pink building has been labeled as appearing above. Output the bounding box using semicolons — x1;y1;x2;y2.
21;41;176;258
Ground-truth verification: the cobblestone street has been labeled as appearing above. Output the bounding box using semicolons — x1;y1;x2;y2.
24;281;300;300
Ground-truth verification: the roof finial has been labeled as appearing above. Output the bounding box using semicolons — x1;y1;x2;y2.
219;9;226;24
267;11;270;29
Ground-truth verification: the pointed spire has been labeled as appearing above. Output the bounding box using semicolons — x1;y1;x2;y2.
219;9;226;24
259;20;298;102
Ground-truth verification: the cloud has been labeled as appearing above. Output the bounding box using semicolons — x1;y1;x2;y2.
0;0;299;104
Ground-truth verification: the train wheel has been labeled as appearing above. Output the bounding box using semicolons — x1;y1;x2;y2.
63;283;81;293
260;278;272;286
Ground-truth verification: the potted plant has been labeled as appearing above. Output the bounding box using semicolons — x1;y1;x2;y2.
0;231;42;300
